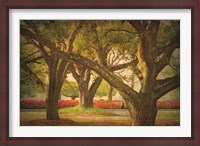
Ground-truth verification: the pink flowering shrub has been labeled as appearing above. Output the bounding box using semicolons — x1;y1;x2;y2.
58;100;79;108
20;99;79;109
157;100;180;109
20;99;46;109
93;100;127;109
20;99;180;109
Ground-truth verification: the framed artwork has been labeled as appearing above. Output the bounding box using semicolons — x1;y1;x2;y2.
0;0;199;145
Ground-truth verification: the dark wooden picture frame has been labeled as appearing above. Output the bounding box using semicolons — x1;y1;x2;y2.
0;0;199;145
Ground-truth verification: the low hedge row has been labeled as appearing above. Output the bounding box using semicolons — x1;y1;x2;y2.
20;99;180;109
20;99;78;109
157;100;180;109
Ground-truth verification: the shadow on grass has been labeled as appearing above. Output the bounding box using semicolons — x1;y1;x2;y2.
21;118;179;126
23;118;131;126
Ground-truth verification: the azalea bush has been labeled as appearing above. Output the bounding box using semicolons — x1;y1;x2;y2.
20;99;180;109
20;99;46;109
20;99;79;109
58;100;78;108
93;100;126;109
157;100;180;109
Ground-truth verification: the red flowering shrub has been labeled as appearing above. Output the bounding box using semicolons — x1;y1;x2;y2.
93;100;127;109
20;99;180;109
20;99;46;109
20;99;79;109
157;100;180;109
58;100;79;108
93;100;180;109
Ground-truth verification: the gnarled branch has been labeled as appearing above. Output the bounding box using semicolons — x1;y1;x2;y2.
23;56;43;64
154;75;180;99
155;30;180;76
66;21;84;52
127;20;145;34
110;59;143;80
68;64;81;82
21;63;45;91
20;27;51;62
62;53;140;102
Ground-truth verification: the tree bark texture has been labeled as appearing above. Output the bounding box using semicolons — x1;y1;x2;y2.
78;77;103;108
124;96;157;126
132;99;157;126
46;56;68;120
70;63;103;108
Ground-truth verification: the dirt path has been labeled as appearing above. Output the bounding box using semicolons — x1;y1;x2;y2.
104;109;130;116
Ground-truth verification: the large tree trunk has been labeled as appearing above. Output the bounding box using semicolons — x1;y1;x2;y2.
133;100;157;126
46;92;60;120
82;94;93;108
78;83;89;107
78;76;103;108
46;82;65;120
79;92;93;108
46;67;60;120
85;77;103;108
46;57;68;120
79;94;93;108
124;97;157;126
78;85;97;108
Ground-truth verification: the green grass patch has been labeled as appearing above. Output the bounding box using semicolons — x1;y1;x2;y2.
59;106;115;115
157;109;180;119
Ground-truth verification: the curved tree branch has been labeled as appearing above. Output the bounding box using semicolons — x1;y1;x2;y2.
110;59;143;80
24;51;40;60
62;53;140;102
68;64;81;82
155;30;180;76
88;76;103;99
21;27;141;101
21;55;46;91
23;56;43;64
66;21;84;52
154;75;180;100
127;20;145;34
20;27;51;62
21;64;45;91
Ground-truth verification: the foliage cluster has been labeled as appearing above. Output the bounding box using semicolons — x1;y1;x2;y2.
20;79;43;98
61;81;79;97
95;80;117;97
20;38;48;97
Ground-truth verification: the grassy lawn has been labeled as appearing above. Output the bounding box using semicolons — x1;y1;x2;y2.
20;107;180;126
